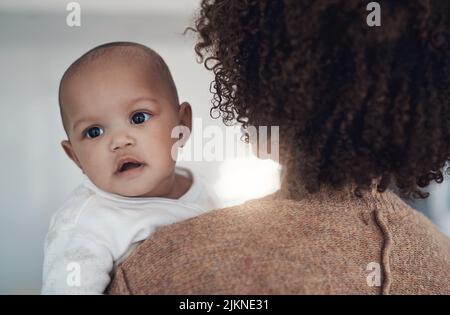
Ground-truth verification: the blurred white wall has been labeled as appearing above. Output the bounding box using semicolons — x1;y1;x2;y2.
0;0;448;295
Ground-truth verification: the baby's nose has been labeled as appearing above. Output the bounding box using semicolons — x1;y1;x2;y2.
110;133;135;151
112;142;133;151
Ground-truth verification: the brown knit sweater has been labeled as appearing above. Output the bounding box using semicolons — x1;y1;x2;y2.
107;181;450;294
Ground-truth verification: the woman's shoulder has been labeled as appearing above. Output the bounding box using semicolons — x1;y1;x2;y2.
147;187;450;264
380;191;450;257
109;188;450;294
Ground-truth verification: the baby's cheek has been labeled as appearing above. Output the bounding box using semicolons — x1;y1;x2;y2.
158;136;178;163
155;129;177;149
85;157;110;180
161;139;178;163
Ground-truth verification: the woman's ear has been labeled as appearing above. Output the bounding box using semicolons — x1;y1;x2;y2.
178;102;192;145
61;140;84;173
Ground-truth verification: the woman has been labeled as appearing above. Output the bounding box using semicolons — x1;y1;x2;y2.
108;0;450;294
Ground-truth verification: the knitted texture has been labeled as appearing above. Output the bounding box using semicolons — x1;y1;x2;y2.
107;182;450;295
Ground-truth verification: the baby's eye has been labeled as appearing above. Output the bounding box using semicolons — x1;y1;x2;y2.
85;126;104;139
131;112;152;125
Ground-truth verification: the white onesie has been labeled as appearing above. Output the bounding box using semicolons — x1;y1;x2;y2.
41;167;219;294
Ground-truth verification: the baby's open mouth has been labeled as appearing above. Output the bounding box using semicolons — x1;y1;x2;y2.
118;162;143;173
114;156;146;175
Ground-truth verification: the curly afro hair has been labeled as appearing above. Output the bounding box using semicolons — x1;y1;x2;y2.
189;0;450;200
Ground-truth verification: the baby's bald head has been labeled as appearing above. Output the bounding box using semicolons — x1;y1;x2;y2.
58;42;179;136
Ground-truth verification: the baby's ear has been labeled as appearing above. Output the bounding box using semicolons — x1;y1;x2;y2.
177;102;192;148
178;102;192;132
61;140;84;172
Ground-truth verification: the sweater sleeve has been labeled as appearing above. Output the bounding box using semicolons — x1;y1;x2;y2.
41;228;114;295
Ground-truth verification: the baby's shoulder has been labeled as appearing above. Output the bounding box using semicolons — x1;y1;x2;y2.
48;183;96;232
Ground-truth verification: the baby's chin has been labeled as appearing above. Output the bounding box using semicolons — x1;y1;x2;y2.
85;175;149;197
91;166;175;197
113;176;172;198
112;183;157;198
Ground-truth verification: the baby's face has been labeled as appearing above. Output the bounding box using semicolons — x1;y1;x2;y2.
60;56;190;197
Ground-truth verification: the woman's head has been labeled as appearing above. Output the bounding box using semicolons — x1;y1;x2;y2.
191;0;450;199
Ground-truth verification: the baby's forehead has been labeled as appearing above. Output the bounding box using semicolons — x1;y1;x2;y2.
63;45;163;82
60;43;179;106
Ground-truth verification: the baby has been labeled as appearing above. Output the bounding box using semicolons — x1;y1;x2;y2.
41;42;219;294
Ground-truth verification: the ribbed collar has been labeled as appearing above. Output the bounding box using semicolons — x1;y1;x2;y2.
267;166;398;208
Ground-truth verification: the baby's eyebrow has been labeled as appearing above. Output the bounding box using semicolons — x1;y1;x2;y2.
127;97;159;107
72;118;96;133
